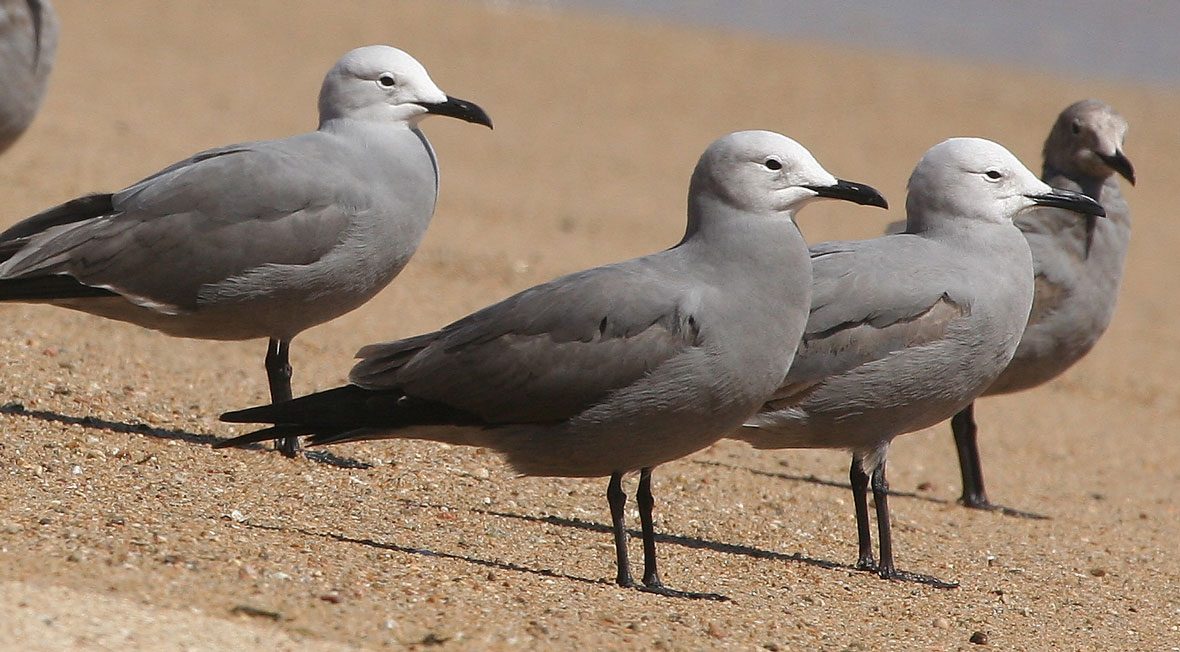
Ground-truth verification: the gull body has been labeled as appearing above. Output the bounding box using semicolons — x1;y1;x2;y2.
0;45;492;456
217;130;888;598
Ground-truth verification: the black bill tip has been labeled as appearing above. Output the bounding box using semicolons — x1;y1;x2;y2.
803;179;889;209
419;95;493;129
1098;150;1135;186
1028;187;1106;217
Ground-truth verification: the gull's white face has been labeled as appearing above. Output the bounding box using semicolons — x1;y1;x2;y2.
909;138;1052;225
319;45;448;124
698;130;865;215
907;138;1104;229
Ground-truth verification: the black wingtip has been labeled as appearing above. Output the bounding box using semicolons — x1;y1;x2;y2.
213;424;309;449
0;193;115;242
0;276;119;302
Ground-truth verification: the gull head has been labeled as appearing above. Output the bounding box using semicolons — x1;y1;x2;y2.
1044;99;1133;185
318;45;491;128
905;137;1104;232
689;130;887;221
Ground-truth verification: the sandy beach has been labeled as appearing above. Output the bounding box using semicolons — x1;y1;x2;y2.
1;1;1178;649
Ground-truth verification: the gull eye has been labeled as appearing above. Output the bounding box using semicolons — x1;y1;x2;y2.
985;170;1002;180
1070;120;1081;135
377;74;396;88
764;158;782;171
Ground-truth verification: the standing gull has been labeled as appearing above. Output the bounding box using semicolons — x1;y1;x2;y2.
948;100;1135;515
736;138;1104;586
0;0;57;154
0;45;492;457
216;130;888;598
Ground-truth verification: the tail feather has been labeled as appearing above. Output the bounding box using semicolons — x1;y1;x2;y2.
217;384;487;449
0;193;115;241
220;385;405;427
0;275;119;301
212;424;315;449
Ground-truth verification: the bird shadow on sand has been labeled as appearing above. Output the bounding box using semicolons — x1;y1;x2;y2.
241;520;610;588
695;459;939;504
383;496;854;575
695;459;1050;519
0;402;369;470
475;506;854;573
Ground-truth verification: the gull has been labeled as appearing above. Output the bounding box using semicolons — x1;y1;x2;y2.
215;130;887;598
737;138;1104;586
0;0;57;154
0;45;492;457
948;100;1135;515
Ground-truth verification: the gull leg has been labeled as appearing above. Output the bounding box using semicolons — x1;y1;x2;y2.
871;460;958;588
633;467;727;601
951;402;990;509
850;454;876;571
607;472;635;588
265;338;299;457
952;403;1048;519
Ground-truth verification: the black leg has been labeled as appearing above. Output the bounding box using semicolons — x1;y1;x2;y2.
951;402;989;508
637;467;662;588
870;460;958;588
850;455;876;572
871;461;896;578
631;468;727;602
264;338;299;458
952;403;1048;520
607;472;634;588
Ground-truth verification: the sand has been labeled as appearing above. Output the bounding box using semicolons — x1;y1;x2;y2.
1;1;1178;649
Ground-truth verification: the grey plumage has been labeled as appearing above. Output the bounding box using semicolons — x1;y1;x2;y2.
950;100;1135;512
0;0;57;154
0;45;492;456
217;130;889;598
737;138;1105;586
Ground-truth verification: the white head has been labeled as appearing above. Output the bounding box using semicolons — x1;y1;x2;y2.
687;130;886;233
905;138;1104;233
317;45;491;129
1044;99;1134;184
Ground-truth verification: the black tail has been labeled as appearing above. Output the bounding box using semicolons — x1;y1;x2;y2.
0;193;115;242
1;194;119;301
0;275;118;301
215;385;486;450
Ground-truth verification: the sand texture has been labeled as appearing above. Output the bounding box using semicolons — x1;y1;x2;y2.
1;1;1178;649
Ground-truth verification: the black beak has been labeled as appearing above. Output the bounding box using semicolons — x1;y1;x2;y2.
1027;187;1106;217
803;179;889;209
1097;149;1135;186
417;95;493;129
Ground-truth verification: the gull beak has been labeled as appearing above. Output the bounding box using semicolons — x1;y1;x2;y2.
1027;188;1106;217
803;179;889;209
1097;149;1135;186
418;95;493;129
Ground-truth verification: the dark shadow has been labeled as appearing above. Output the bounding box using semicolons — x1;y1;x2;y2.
696;459;1051;519
0;402;370;470
693;459;943;505
241;521;608;587
378;495;854;574
475;507;853;573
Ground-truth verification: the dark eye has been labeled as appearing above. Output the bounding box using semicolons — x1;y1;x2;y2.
985;170;1002;180
378;74;396;87
764;158;782;170
1070;121;1081;135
